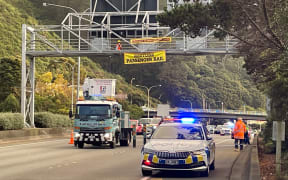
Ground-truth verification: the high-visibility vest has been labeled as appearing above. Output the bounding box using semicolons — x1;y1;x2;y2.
233;120;246;139
116;43;122;50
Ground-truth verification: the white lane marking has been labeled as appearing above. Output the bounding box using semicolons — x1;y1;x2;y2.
0;139;67;149
215;139;233;145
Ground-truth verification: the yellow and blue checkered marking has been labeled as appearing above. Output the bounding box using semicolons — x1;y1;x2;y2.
144;153;204;165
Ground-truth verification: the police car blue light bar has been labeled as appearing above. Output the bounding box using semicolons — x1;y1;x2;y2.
181;118;195;123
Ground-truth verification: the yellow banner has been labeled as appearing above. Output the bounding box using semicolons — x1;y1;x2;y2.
130;37;171;44
124;51;166;64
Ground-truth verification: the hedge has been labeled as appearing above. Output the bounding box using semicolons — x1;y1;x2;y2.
0;113;24;130
34;112;72;128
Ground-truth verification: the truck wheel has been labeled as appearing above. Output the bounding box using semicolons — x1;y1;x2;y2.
78;141;84;149
120;140;127;146
120;133;131;146
110;136;116;149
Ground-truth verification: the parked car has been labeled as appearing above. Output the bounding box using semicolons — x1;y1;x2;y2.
214;125;222;134
207;125;216;134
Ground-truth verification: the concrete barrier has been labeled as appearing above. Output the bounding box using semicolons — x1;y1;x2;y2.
0;128;71;144
229;135;261;180
249;136;261;180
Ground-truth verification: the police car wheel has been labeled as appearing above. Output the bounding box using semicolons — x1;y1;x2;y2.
201;166;209;177
141;169;152;176
210;159;215;170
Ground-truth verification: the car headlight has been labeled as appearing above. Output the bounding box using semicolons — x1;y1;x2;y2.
141;148;156;154
193;149;206;155
104;133;111;138
193;147;209;155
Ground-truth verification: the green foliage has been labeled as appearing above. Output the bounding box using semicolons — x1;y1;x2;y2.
0;113;23;130
0;94;20;112
0;57;21;102
34;112;72;128
157;2;216;37
119;100;144;120
95;54;265;110
264;140;276;154
0;1;151;115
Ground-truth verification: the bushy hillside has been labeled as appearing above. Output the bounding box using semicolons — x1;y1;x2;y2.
0;0;265;116
95;55;266;110
0;0;152;118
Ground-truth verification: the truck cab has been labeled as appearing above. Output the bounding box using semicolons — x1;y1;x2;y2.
73;96;131;148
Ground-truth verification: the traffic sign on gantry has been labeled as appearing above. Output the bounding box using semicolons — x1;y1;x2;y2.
24;0;238;57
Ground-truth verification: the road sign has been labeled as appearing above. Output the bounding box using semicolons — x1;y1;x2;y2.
124;51;166;64
272;121;285;141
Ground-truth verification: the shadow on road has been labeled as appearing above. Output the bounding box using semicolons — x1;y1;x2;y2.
152;171;203;178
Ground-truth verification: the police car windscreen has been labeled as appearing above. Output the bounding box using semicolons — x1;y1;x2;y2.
152;126;204;140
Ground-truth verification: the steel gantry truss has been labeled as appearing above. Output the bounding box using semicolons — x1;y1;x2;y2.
21;8;239;126
24;11;238;57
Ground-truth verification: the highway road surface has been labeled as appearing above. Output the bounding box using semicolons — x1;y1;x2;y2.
0;135;243;180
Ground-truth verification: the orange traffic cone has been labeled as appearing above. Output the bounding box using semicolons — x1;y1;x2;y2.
69;129;74;144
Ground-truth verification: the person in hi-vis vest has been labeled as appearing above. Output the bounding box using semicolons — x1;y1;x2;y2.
233;117;246;151
116;40;122;50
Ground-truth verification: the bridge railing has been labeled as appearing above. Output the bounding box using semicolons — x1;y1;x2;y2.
143;107;267;116
25;12;238;56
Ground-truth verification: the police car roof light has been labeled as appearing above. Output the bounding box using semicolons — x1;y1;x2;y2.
181;118;195;123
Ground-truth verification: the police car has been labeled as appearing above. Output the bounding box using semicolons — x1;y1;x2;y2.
141;118;215;177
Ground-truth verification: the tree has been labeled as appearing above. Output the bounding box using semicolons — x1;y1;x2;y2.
157;0;287;114
158;0;287;84
0;57;21;102
0;94;20;112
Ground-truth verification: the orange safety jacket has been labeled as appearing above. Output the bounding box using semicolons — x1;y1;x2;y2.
233;120;246;139
116;43;122;50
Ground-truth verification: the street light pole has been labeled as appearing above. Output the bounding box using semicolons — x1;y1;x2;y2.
43;3;90;100
136;84;162;118
53;61;75;113
130;77;135;104
216;101;224;112
182;100;192;111
67;63;75;114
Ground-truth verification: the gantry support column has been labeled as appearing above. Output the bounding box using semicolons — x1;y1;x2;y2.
21;24;27;126
21;24;36;128
30;31;36;128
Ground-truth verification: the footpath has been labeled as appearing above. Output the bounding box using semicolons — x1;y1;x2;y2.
229;136;261;180
0;128;71;146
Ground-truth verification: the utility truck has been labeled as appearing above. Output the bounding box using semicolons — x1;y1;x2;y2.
71;78;132;149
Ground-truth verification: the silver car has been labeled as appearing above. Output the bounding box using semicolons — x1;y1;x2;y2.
141;121;215;177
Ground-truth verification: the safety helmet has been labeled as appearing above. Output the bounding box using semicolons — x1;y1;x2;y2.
117;40;121;43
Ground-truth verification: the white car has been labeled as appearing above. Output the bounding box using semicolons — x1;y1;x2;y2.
141;120;216;177
220;127;232;135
